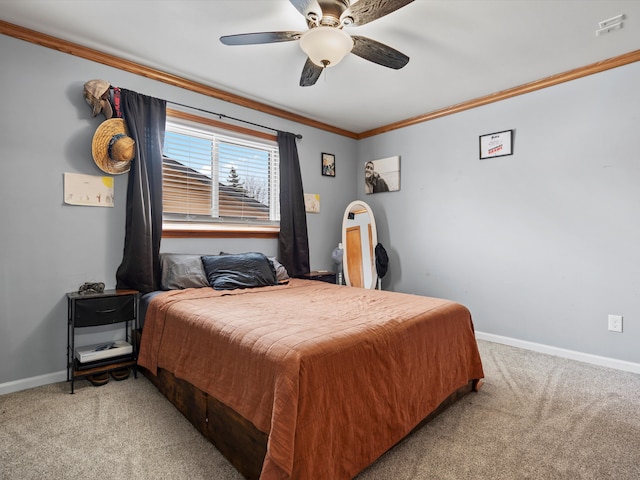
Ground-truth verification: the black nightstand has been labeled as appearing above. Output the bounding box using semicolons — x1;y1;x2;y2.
301;271;338;284
66;289;139;393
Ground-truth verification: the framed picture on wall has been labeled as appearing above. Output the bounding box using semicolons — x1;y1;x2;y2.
322;152;335;177
365;156;400;194
479;130;514;159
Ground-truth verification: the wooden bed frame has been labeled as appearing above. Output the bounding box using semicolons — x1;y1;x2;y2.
134;276;485;479
140;364;482;479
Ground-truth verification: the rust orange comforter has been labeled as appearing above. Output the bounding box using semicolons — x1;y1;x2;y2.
138;279;484;479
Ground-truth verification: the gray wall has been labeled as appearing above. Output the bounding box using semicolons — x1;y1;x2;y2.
358;61;640;365
2;30;639;390
0;34;356;387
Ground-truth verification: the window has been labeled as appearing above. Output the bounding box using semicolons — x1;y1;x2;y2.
162;112;280;236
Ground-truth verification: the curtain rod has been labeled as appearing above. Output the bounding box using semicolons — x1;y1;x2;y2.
168;100;303;139
108;86;302;139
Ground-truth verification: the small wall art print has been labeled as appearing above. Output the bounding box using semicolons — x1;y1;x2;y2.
479;130;514;159
304;193;320;213
365;156;400;194
322;152;335;177
64;172;114;207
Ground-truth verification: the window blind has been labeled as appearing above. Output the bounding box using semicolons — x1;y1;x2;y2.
162;121;280;226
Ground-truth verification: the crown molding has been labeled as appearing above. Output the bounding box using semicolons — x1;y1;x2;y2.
0;19;358;139
357;49;640;138
2;19;639;140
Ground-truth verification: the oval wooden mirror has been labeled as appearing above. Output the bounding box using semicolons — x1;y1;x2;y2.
342;200;377;289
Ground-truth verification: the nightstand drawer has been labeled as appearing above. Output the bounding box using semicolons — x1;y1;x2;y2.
74;295;135;327
301;271;337;284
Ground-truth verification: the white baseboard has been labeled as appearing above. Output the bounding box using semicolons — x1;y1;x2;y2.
2;334;638;396
0;370;67;396
476;331;640;375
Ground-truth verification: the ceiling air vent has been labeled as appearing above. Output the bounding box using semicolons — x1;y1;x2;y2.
596;14;625;36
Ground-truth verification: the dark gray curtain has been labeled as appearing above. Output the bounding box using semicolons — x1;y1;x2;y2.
277;131;310;277
115;89;166;293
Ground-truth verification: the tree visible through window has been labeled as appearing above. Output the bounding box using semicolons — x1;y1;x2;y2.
227;166;243;190
162;119;280;229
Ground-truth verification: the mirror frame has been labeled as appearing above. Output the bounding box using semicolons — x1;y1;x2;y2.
341;200;378;289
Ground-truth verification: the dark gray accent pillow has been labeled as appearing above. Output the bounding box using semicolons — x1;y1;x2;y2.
219;251;289;282
160;253;209;290
201;252;278;290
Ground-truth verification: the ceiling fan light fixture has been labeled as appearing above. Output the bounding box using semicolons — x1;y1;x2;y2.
299;26;354;68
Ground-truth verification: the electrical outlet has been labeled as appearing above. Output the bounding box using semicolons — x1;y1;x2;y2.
608;314;623;333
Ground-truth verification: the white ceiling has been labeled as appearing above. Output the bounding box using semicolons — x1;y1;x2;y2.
1;0;638;134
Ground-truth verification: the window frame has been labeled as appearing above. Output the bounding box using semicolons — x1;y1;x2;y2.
162;108;280;238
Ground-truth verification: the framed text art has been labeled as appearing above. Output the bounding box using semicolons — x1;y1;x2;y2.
479;130;514;159
322;153;335;177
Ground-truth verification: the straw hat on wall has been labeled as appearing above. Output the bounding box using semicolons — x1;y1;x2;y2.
91;118;135;174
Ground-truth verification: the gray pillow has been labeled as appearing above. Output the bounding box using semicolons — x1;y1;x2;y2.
202;252;278;290
269;257;290;282
160;253;209;290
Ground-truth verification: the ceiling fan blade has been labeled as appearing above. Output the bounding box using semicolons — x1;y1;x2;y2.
220;31;302;46
343;0;415;26
351;35;409;69
289;0;323;21
300;58;324;87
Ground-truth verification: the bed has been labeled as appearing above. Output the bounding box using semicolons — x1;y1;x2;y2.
137;253;484;480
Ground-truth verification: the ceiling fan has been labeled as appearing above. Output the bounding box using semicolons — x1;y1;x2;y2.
220;0;414;86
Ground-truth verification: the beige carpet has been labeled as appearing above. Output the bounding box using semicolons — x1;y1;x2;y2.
1;340;639;479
